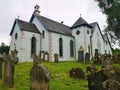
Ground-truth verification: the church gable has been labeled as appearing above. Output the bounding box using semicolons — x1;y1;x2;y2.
10;19;40;36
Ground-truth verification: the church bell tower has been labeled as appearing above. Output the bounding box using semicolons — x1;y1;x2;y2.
34;5;40;14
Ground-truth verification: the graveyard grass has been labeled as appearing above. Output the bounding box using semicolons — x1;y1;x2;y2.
0;61;102;90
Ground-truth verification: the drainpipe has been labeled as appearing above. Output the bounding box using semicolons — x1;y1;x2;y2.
73;36;76;61
90;35;93;59
40;34;42;51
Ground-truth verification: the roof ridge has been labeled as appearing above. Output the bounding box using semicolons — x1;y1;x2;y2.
35;13;70;28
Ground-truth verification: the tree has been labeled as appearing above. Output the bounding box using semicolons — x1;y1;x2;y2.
95;0;120;47
0;42;10;55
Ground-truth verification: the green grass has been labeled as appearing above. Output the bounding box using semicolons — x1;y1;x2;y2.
0;61;95;90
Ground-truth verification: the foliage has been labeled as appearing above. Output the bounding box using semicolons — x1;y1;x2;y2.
112;48;120;55
95;0;120;47
0;42;10;55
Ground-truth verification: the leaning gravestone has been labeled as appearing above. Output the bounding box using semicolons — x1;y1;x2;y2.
0;54;3;79
4;50;16;88
30;57;51;90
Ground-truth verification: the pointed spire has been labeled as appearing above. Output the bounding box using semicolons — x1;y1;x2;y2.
34;4;40;14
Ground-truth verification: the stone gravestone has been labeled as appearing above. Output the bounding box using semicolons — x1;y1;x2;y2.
93;49;100;64
78;47;84;63
30;57;51;90
101;54;111;68
4;50;16;88
54;53;59;63
85;53;90;64
0;54;3;79
69;68;85;79
87;65;120;90
33;55;41;66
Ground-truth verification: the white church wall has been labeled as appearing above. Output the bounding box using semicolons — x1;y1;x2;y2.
72;26;91;60
49;32;75;62
10;22;41;62
10;23;23;57
92;24;107;56
20;31;41;62
31;16;49;52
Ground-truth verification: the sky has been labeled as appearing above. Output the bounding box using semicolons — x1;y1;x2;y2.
0;0;107;45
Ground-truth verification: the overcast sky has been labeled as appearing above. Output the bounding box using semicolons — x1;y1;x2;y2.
0;0;107;45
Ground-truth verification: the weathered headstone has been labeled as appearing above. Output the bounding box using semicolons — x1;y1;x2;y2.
78;47;84;63
33;55;41;66
69;68;85;79
54;53;59;63
85;53;90;64
93;49;100;64
87;65;120;90
0;54;3;79
30;64;51;90
101;54;111;68
4;50;16;88
39;51;45;61
103;79;120;90
44;52;49;61
86;65;98;75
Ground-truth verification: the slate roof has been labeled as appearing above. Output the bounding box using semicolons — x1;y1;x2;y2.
33;13;72;36
71;17;92;28
90;22;97;34
10;19;40;35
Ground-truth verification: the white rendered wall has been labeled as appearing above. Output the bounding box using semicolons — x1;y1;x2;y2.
31;16;49;52
72;26;91;60
10;23;41;62
49;32;75;62
92;24;112;56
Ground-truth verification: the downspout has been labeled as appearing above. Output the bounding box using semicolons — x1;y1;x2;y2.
73;36;76;61
90;35;93;59
40;34;42;51
84;25;86;52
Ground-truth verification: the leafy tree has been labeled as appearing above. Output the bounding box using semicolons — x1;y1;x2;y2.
95;0;120;47
0;42;10;55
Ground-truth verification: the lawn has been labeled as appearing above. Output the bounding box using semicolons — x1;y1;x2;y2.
0;61;99;90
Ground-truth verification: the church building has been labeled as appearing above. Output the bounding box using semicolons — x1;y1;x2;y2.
9;5;112;62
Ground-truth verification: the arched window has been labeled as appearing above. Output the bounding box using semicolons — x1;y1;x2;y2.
59;38;63;57
31;37;36;56
70;40;74;57
42;30;45;38
15;33;18;40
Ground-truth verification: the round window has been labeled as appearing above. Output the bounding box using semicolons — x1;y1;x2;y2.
15;33;18;40
76;30;80;35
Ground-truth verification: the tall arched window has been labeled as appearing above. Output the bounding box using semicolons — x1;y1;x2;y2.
42;30;45;38
31;37;36;56
59;38;63;57
70;40;74;57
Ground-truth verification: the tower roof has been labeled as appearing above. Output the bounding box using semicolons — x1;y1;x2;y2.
71;17;92;28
